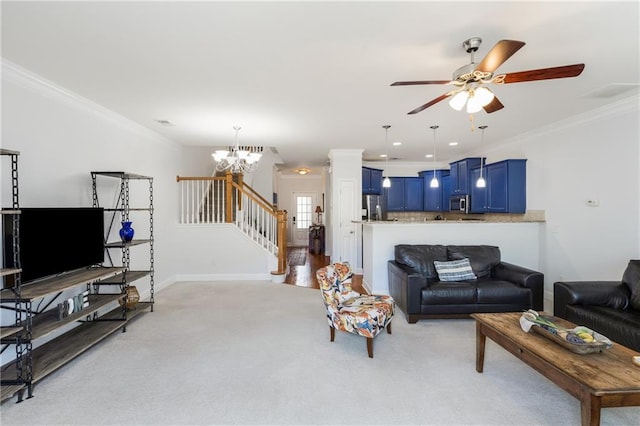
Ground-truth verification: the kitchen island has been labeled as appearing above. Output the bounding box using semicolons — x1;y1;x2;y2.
361;220;543;295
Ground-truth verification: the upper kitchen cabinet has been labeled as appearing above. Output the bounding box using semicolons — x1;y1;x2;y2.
362;167;383;195
385;177;424;212
470;159;527;213
449;157;484;195
419;170;450;211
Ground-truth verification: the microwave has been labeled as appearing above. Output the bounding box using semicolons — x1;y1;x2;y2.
450;194;470;213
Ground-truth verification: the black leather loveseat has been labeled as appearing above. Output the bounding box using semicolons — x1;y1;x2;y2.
388;244;544;323
554;260;640;352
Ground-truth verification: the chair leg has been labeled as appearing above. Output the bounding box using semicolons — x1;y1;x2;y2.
387;322;392;334
366;337;373;358
330;326;335;342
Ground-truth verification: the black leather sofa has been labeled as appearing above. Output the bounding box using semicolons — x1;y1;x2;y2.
554;260;640;352
388;244;544;323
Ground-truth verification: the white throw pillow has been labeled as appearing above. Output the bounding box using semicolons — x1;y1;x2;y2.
433;258;477;282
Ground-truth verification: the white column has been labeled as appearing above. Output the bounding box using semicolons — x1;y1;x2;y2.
327;149;363;266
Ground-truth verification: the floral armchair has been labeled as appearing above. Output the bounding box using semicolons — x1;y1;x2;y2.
316;262;395;358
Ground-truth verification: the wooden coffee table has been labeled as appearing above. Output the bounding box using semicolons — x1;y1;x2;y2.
472;312;640;426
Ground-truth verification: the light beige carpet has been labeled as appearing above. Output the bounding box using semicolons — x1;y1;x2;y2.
1;280;638;425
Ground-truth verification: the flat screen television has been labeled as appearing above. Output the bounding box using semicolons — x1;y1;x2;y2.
3;207;104;283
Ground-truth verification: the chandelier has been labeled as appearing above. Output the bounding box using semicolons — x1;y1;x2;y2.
212;126;263;173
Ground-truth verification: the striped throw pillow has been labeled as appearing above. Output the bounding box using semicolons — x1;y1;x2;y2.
433;258;477;282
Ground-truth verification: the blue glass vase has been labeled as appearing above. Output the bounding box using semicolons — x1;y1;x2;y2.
119;221;134;243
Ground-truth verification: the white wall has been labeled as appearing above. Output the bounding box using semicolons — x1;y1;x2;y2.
481;96;639;292
2;60;281;295
1;60;181;296
173;224;274;280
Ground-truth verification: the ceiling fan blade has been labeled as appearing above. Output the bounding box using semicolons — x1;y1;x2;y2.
391;80;450;86
407;93;451;115
483;96;504;114
475;40;526;73
501;64;585;84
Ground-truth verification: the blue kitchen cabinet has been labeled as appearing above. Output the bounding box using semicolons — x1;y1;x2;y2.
385;177;424;212
362;167;383;195
419;169;449;211
449;157;483;195
441;173;452;212
470;159;527;213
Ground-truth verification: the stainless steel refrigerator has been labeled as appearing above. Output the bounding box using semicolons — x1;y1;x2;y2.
362;194;387;221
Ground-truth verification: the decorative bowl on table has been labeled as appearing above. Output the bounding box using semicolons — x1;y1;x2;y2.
520;310;613;355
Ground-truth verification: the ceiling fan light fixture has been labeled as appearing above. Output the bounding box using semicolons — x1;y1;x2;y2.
474;86;495;106
449;90;469;111
466;92;484;113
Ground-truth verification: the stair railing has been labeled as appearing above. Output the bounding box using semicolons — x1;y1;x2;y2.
176;173;288;275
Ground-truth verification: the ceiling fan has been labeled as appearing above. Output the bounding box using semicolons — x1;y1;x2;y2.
391;37;585;115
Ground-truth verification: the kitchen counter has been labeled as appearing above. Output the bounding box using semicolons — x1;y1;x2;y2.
355;219;544;224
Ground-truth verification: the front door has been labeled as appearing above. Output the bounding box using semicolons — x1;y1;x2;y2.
291;192;317;246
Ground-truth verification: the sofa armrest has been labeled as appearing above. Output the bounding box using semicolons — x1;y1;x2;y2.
553;281;630;319
388;260;427;320
493;262;544;311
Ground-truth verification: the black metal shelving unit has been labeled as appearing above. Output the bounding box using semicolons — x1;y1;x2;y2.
91;172;155;315
0;149;32;403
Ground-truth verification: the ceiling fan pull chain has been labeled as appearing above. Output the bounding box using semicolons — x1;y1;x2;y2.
469;114;475;132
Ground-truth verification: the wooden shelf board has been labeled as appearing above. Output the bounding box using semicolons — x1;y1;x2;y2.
1;268;21;277
0;326;24;340
91;171;152;180
0;267;123;302
104;239;151;248
104;208;151;212
127;301;153;317
2;305;151;385
30;294;123;340
0;209;20;215
97;270;151;285
1;384;26;403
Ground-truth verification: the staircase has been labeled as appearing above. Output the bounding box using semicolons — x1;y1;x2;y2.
176;172;287;275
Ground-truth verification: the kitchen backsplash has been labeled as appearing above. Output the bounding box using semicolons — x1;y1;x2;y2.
387;209;545;223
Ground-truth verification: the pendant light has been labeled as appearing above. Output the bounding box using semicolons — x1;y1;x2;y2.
430;125;439;188
476;125;487;188
382;125;391;188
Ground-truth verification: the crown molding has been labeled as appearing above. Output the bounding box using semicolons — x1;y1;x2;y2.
502;94;639;146
1;58;180;150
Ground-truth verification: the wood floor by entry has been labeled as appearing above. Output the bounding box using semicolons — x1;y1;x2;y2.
284;246;365;293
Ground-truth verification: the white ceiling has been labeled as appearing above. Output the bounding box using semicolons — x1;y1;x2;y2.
2;1;639;174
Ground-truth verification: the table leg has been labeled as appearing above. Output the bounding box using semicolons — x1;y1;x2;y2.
475;321;486;373
580;394;601;426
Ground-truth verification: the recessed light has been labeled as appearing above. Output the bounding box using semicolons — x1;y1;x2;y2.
425;154;433;158
449;142;458;146
393;141;402;146
295;168;311;175
380;154;387;158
